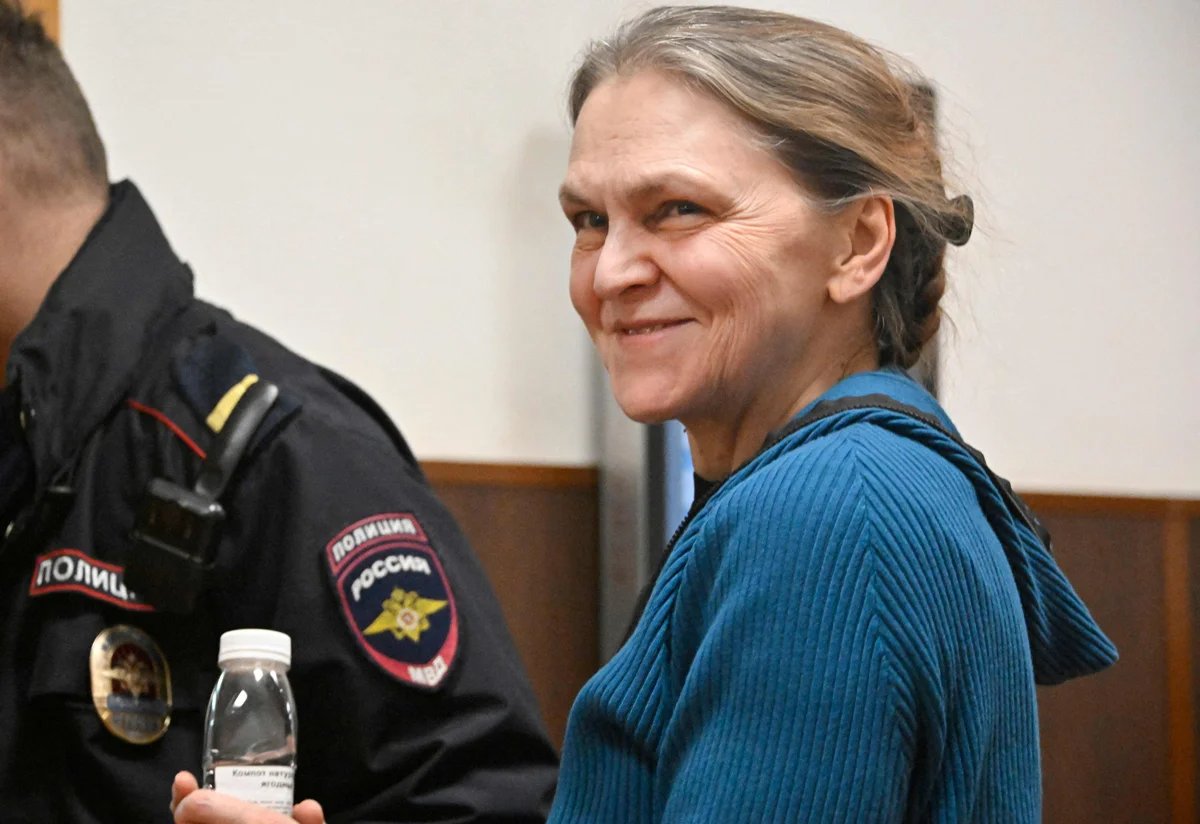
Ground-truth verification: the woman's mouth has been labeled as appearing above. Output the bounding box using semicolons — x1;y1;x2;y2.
620;319;689;336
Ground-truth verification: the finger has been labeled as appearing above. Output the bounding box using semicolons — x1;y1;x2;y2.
292;799;325;824
174;788;300;823
171;772;200;814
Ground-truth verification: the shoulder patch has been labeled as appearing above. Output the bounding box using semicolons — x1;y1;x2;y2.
324;513;459;690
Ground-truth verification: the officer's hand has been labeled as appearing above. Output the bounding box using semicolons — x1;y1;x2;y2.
171;771;325;824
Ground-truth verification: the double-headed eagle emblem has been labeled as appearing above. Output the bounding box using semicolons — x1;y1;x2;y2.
364;587;448;643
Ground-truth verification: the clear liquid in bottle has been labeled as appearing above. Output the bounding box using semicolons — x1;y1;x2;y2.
202;629;297;814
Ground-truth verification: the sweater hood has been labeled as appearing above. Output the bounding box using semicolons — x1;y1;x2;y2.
771;369;1118;686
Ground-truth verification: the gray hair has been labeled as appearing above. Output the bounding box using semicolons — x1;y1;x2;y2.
568;5;973;369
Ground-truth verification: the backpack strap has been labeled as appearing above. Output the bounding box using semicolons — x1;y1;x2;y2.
768;393;1053;552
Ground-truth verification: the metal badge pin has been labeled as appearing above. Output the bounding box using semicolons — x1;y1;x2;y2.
89;624;173;744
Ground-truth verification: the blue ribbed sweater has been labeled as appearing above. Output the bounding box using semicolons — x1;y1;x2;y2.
549;370;1116;823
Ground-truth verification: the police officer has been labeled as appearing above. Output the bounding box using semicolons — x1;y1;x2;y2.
0;4;558;821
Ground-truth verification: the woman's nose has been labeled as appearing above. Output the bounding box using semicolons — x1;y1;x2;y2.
592;226;659;298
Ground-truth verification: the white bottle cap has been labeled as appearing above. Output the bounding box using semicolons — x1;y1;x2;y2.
218;628;291;668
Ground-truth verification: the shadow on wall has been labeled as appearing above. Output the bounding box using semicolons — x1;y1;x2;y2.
497;127;590;454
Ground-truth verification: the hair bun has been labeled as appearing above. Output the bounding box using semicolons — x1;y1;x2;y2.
942;194;974;246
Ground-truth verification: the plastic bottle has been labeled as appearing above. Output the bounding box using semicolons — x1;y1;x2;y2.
202;628;297;814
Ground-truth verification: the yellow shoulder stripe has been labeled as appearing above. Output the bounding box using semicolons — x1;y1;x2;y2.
206;374;260;433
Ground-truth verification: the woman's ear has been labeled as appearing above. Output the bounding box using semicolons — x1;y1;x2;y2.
827;195;895;304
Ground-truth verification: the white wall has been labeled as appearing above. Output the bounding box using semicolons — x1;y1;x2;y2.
63;1;1199;495
62;0;595;465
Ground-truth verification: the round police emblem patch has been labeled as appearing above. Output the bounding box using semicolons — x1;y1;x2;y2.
89;625;172;744
325;513;459;689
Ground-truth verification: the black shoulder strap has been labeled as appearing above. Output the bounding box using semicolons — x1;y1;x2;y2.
622;393;1053;645
193;379;280;499
770;394;1053;552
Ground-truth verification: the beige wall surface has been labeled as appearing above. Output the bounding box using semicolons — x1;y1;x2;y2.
62;0;1199;495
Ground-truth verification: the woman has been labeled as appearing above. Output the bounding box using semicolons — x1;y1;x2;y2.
550;6;1116;822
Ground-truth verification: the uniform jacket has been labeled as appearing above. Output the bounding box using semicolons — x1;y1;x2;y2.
0;181;558;823
549;369;1116;823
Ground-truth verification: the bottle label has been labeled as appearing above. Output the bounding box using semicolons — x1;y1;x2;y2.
212;765;294;813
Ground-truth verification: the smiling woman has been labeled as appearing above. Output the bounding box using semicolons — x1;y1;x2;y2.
562;69;887;477
549;6;1115;824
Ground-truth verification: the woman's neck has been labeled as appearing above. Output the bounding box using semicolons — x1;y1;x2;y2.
685;342;879;480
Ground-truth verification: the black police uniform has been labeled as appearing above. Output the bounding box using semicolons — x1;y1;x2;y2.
0;181;558;822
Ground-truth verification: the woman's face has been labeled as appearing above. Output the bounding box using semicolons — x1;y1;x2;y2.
561;70;852;439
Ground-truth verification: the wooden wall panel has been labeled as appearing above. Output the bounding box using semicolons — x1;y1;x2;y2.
1191;518;1200;819
1163;509;1196;823
22;0;58;41
1034;513;1169;823
1028;496;1200;824
425;462;599;750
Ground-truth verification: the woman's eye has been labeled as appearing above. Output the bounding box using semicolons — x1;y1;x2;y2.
572;211;608;232
657;201;705;221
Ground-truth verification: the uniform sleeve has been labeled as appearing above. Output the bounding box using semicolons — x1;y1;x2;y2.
656;430;960;822
212;402;558;822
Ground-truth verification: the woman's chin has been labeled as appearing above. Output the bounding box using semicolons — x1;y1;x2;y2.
612;392;677;425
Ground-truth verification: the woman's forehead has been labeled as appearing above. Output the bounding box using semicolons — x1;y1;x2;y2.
571;71;752;149
564;71;772;194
